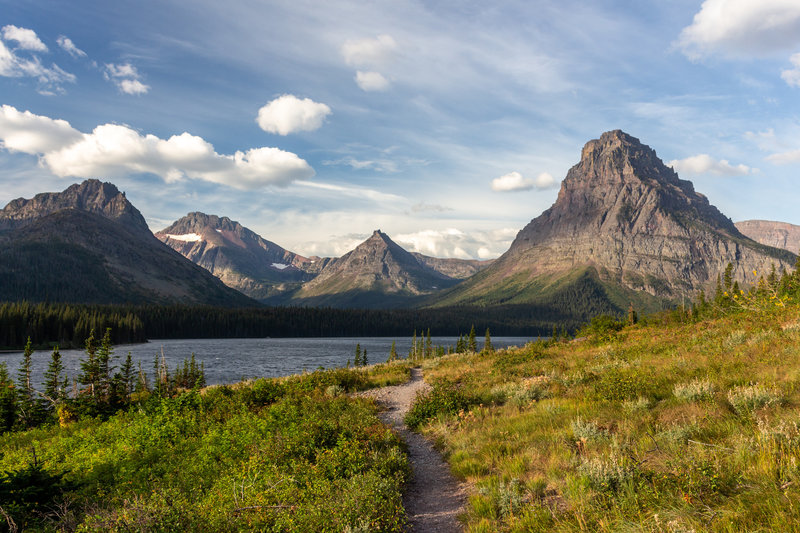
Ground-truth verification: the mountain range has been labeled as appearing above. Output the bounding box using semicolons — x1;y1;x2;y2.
1;131;796;322
0;180;253;306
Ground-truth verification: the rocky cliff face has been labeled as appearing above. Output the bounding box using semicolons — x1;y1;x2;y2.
289;230;461;308
0;181;254;306
156;212;327;300
0;179;150;236
736;220;800;255
435;131;795;310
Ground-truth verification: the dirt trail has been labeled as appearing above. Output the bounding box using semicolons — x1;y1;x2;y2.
360;368;466;532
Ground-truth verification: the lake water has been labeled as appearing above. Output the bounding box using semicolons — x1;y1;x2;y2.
0;336;537;388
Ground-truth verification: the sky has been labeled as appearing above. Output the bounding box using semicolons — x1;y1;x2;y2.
1;0;800;259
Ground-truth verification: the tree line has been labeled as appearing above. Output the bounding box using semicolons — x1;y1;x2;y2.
0;301;580;350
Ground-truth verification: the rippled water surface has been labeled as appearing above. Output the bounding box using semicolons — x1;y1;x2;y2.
0;336;537;387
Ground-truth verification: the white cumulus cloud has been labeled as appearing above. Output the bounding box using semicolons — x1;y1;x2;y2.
668;154;754;176
781;53;800;87
355;71;390;92
56;36;86;58
2;25;47;52
766;149;800;164
341;34;396;92
256;94;332;135
0;105;314;189
104;62;150;95
341;34;397;68
491;171;556;192
676;0;800;59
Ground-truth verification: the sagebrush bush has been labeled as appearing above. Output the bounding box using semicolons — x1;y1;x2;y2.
673;378;716;402
727;384;782;414
578;454;636;492
571;417;609;442
404;384;478;429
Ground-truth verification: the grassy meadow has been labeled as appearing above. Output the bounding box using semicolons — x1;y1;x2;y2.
409;300;800;531
0;363;411;532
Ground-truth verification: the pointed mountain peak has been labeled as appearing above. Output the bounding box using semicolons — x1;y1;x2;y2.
0;179;150;234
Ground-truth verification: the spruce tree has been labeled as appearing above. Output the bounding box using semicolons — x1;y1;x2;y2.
0;363;17;432
354;344;362;367
425;329;432;358
468;325;477;352
79;329;99;397
362;348;368;366
388;340;398;362
484;328;494;354
16;337;36;427
43;346;65;408
119;352;135;400
96;327;115;401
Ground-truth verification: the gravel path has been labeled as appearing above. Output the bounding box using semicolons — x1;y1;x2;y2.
360;368;466;532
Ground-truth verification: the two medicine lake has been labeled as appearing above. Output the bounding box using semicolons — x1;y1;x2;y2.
0;336;537;387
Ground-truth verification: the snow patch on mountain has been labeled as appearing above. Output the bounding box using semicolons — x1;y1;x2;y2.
166;233;203;242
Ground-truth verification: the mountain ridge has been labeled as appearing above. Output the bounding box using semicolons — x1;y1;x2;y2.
432;130;795;313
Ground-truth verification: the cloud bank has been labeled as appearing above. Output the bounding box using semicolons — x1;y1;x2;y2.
256;94;332;135
668;154;754;176
491;171;556;192
395;227;517;260
0;105;314;189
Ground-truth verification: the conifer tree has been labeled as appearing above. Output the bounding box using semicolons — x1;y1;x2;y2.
96;327;115;401
44;346;65;407
354;344;362;366
388;340;397;362
410;330;417;360
16;337;36;427
468;325;477;352
79;329;99;397
362;348;368;366
119;352;135;399
425;329;432;358
484;328;494;354
0;363;17;432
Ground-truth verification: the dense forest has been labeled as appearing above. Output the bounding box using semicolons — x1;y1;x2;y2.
0;300;596;350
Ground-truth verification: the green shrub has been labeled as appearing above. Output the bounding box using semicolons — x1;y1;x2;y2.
405;384;479;429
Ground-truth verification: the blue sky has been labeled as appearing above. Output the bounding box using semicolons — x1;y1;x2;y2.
1;0;800;258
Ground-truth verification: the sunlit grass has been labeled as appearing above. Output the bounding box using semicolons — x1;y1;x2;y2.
408;304;800;531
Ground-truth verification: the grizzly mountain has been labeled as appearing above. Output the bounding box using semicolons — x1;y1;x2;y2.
433;130;795;314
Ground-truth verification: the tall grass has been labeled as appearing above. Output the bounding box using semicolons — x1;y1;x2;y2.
409;302;800;531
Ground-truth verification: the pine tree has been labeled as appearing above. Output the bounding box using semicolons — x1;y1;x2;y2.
723;262;734;292
468;325;477;352
16;337;36;427
119;352;135;400
425;329;432;358
354;344;362;367
78;329;99;397
362;348;368;366
96;327;115;402
43;346;65;408
388;340;398;362
484;328;494;354
627;303;637;326
410;330;417;360
0;363;17;432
